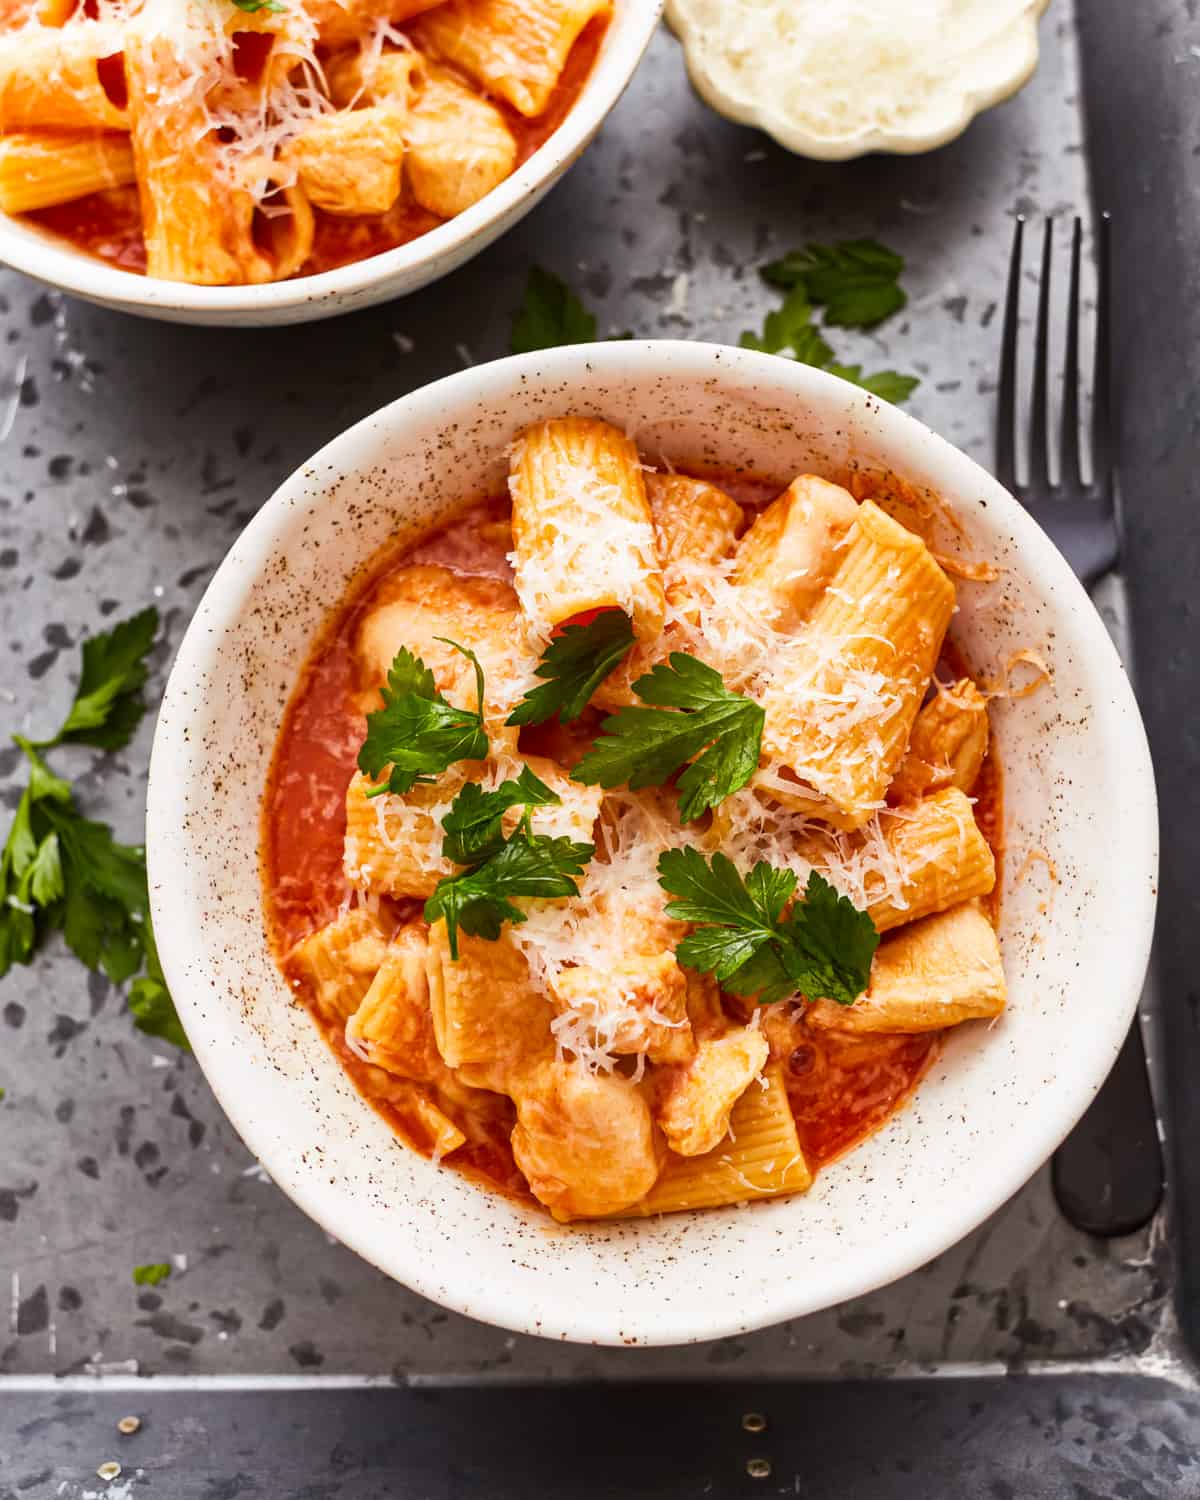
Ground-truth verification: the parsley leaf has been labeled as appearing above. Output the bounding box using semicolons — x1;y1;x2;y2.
572;653;764;822
357;642;489;796
230;0;284;12
510;267;633;353
739;286;833;365
50;606;159;751
440;764;560;866
746;239;920;404
129;917;188;1049
761;239;907;329
824;363;921;405
511;266;599;353
0;612;187;1049
507;611;635;727
41;799;147;983
132;1262;172;1287
425;826;593;959
25;832;63;907
658;849;879;1006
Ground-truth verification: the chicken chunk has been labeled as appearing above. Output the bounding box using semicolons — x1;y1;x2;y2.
285;105;407;217
511;1058;660;1220
550;954;694;1066
891;679;990;802
807;901;1006;1033
654;1024;769;1157
406;62;517;219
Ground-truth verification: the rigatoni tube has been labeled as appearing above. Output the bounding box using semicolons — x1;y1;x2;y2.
761;501;956;829
508;416;665;642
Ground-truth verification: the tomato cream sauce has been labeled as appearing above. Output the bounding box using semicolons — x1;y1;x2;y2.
23;19;606;280
264;481;1003;1204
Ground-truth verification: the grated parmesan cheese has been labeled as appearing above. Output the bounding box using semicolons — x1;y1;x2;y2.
669;0;1043;147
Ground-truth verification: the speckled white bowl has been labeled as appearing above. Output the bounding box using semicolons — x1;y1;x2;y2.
147;342;1157;1347
0;1;660;328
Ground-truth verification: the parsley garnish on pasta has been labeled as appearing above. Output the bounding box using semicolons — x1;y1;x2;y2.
426;778;594;958
0;610;187;1048
658;849;879;1007
506;610;635;727
357;641;489;796
571;652;764;822
440;764;561;865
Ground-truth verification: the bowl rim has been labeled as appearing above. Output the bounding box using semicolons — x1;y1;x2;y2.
0;0;662;317
148;340;1158;1345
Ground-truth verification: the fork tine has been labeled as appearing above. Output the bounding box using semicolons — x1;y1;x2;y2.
1092;210;1114;487
1029;217;1054;490
995;215;1024;490
1061;217;1083;488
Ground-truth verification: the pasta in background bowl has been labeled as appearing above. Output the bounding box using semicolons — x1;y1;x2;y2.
0;0;660;325
147;342;1157;1345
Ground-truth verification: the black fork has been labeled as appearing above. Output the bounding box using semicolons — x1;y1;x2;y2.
996;214;1120;584
997;213;1163;1237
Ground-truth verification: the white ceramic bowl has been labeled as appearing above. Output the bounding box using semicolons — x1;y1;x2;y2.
666;0;1049;161
0;3;661;328
148;342;1157;1347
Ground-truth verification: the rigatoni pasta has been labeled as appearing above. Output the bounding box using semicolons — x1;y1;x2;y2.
760;500;957;828
628;1065;812;1215
0;131;135;212
413;0;609;116
267;419;1010;1226
508;417;666;641
0;21;128;131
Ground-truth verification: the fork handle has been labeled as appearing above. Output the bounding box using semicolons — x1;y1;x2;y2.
1051;1008;1163;1236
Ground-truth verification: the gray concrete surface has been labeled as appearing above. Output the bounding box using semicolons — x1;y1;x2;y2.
0;6;1174;1381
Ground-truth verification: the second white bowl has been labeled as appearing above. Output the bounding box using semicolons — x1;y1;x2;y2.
148;341;1157;1345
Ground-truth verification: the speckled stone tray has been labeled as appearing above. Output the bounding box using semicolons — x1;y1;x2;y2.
2;1;1199;1494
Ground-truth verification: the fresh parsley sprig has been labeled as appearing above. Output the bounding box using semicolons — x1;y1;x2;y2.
426;825;593;958
511;267;599;353
425;774;593;957
761;239;907;328
740;286;835;367
658;849;879;1006
571;653;764;823
0;610;187;1049
510;267;631;354
33;606;159;752
357;642;489;796
440;763;560;866
743;238;920;405
506;611;635;727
